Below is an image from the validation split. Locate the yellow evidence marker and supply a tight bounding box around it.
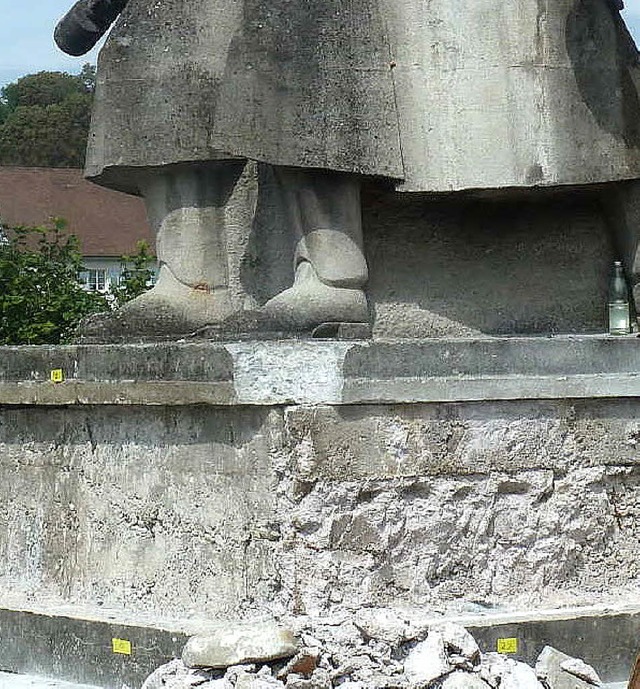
[111,638,132,655]
[497,637,518,654]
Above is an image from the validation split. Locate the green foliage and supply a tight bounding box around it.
[0,219,108,345]
[111,240,155,307]
[0,65,94,168]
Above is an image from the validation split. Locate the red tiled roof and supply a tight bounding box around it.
[0,167,153,257]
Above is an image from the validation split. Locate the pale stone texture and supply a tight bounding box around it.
[477,654,508,689]
[561,658,603,686]
[431,624,479,662]
[1,394,640,620]
[182,621,298,668]
[84,0,640,193]
[403,635,450,686]
[438,674,490,689]
[141,659,222,689]
[536,646,603,688]
[499,660,544,689]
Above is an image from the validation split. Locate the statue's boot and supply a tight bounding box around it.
[260,258,369,330]
[196,167,371,339]
[78,162,245,341]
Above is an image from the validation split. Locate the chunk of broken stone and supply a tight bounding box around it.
[353,608,411,645]
[439,671,491,688]
[536,646,602,688]
[477,652,508,689]
[277,650,320,680]
[284,668,332,689]
[404,633,451,686]
[500,659,544,689]
[235,671,285,689]
[434,623,480,663]
[141,659,223,689]
[560,657,602,686]
[183,620,299,669]
[449,654,475,671]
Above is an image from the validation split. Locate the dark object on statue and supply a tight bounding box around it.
[54,0,129,56]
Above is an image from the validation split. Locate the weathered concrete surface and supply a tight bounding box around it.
[1,340,640,686]
[223,179,621,338]
[0,608,187,687]
[1,336,639,406]
[0,405,282,619]
[1,393,640,621]
[85,0,640,193]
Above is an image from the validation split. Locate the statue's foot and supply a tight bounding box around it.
[76,266,235,342]
[194,261,371,340]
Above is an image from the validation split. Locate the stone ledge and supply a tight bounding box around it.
[0,336,638,406]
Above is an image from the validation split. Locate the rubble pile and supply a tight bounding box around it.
[141,614,604,689]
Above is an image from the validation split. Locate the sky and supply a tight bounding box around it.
[0,0,639,89]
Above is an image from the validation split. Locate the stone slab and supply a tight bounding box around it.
[0,336,639,406]
[0,608,187,688]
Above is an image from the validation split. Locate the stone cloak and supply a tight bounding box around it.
[85,0,640,194]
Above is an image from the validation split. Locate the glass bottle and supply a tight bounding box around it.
[608,260,630,335]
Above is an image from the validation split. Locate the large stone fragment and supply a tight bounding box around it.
[404,633,451,687]
[500,659,544,689]
[536,646,602,688]
[353,608,412,645]
[560,658,602,686]
[183,621,299,669]
[434,623,480,663]
[477,653,508,689]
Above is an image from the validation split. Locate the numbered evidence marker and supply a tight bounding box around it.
[497,637,518,654]
[50,368,64,383]
[112,638,132,655]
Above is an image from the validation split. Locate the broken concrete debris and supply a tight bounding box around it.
[142,616,605,689]
[535,646,603,688]
[182,620,299,669]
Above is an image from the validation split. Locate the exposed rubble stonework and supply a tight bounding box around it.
[0,394,640,620]
[142,621,603,689]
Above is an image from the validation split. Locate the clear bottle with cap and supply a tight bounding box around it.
[608,260,630,335]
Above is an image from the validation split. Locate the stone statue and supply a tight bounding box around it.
[56,0,640,338]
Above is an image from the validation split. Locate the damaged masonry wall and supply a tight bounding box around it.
[1,342,640,625]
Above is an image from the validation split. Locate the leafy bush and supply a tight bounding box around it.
[0,219,108,344]
[111,240,156,308]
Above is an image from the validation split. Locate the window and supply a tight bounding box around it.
[79,269,108,292]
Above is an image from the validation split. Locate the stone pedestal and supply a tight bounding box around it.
[1,337,639,626]
[1,338,640,684]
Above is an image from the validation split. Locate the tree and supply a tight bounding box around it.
[0,66,94,167]
[0,219,108,345]
[111,240,156,307]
